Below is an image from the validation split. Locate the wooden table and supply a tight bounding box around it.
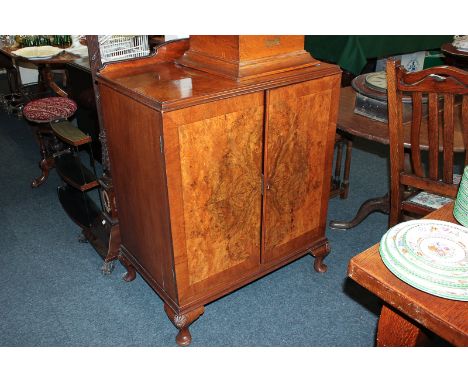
[0,45,81,97]
[441,43,468,69]
[330,87,466,230]
[348,202,468,346]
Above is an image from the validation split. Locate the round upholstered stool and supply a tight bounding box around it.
[23,97,77,123]
[23,97,77,187]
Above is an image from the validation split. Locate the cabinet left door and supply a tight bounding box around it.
[163,92,265,306]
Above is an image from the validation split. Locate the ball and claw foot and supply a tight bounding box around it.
[122,268,136,282]
[78,233,88,243]
[164,304,205,346]
[101,260,115,275]
[118,254,136,282]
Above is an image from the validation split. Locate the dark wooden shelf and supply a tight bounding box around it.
[51,120,92,146]
[55,154,99,191]
[57,185,101,228]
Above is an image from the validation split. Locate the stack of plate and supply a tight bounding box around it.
[454,166,468,227]
[379,219,468,301]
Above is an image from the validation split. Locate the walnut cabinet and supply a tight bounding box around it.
[97,37,341,345]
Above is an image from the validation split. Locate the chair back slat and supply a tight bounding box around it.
[443,94,455,183]
[410,92,424,177]
[427,92,439,180]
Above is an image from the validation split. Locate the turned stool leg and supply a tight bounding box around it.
[31,126,54,188]
[164,304,205,346]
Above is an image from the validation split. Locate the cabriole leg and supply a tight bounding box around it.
[118,251,136,282]
[310,239,330,273]
[164,304,205,346]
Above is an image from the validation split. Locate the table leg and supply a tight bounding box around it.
[0,51,21,93]
[376,304,429,346]
[329,194,390,230]
[39,64,68,98]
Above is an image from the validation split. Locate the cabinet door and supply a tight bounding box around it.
[262,75,340,263]
[163,93,264,305]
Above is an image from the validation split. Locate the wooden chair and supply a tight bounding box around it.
[386,59,468,227]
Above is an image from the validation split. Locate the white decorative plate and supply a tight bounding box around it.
[385,223,468,285]
[401,220,468,272]
[379,220,468,301]
[392,228,468,286]
[12,46,63,60]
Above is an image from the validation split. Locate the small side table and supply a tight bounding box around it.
[441,43,468,69]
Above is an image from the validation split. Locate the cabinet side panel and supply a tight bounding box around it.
[164,93,264,304]
[263,75,340,261]
[99,84,177,302]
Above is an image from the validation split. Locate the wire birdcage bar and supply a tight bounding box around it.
[98,35,150,63]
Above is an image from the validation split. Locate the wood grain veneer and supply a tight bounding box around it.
[164,93,264,303]
[176,35,317,80]
[263,76,340,262]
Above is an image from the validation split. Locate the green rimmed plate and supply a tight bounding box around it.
[393,229,468,285]
[453,205,468,227]
[386,222,468,286]
[401,220,468,272]
[379,221,468,301]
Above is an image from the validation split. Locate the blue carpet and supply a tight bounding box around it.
[0,76,390,347]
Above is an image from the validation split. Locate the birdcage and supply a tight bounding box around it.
[98,35,150,63]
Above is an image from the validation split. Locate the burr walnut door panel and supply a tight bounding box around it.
[262,75,340,263]
[163,93,265,305]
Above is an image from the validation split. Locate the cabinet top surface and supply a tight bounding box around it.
[96,40,340,111]
[110,61,242,102]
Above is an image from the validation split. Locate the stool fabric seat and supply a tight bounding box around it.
[23,97,77,123]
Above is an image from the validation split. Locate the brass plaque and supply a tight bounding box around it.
[265,37,281,48]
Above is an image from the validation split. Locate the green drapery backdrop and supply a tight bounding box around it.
[305,35,452,74]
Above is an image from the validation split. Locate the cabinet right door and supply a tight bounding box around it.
[262,75,340,263]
